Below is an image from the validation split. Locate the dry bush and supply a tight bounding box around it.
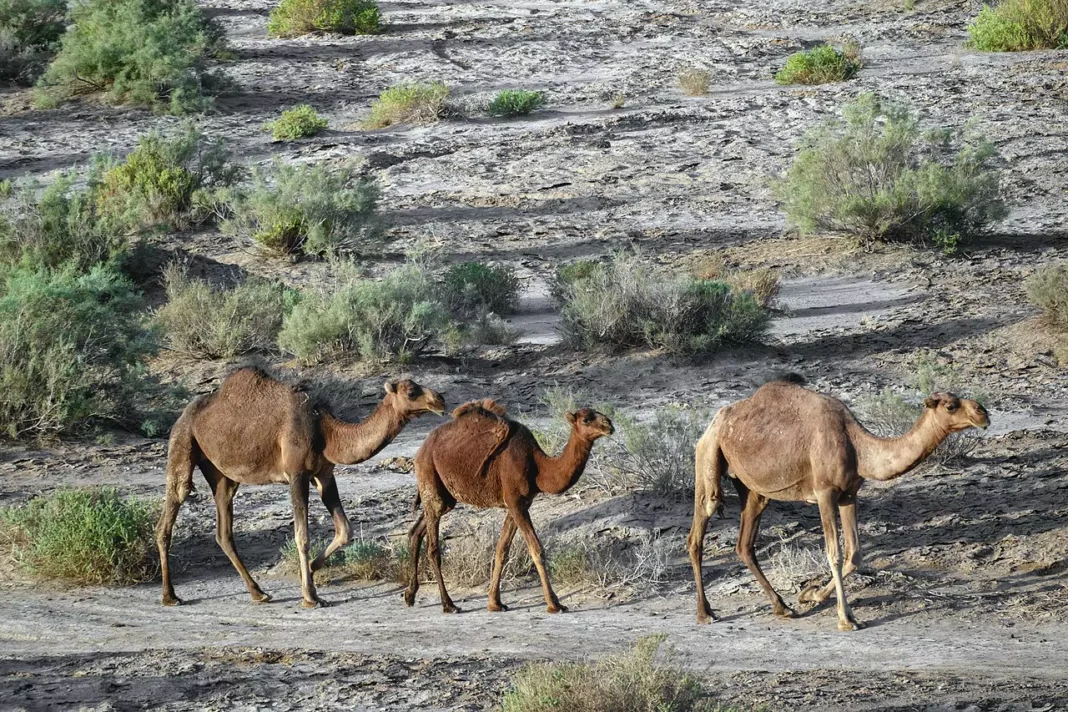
[678,67,710,96]
[1025,263,1068,364]
[362,82,450,129]
[548,531,670,590]
[767,535,827,590]
[692,253,781,308]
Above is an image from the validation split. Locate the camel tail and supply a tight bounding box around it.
[164,399,203,503]
[694,410,727,518]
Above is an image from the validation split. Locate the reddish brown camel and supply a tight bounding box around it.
[403,400,614,613]
[688,376,989,631]
[156,367,444,608]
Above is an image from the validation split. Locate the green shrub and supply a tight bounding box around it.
[155,263,293,359]
[362,82,449,129]
[0,264,161,439]
[36,0,226,114]
[0,0,66,83]
[442,261,520,318]
[278,262,450,363]
[223,161,382,258]
[267,0,381,37]
[266,104,329,140]
[968,0,1068,51]
[559,253,768,355]
[678,67,710,96]
[606,407,711,496]
[1026,263,1068,330]
[777,93,1007,251]
[502,635,730,712]
[549,259,599,306]
[775,44,861,85]
[0,488,157,584]
[279,534,395,583]
[0,167,128,272]
[97,125,240,231]
[486,89,545,117]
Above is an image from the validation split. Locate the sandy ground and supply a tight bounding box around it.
[2,0,1068,709]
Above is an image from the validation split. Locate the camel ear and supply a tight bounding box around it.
[924,396,938,409]
[384,381,398,395]
[565,411,577,425]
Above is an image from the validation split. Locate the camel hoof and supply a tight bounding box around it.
[488,602,509,612]
[302,598,325,609]
[403,590,416,607]
[774,606,797,619]
[547,603,568,614]
[251,592,272,604]
[697,612,718,624]
[442,603,460,614]
[838,619,863,632]
[798,584,822,604]
[161,595,182,607]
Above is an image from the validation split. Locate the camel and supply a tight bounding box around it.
[403,400,614,614]
[156,367,445,609]
[687,376,989,631]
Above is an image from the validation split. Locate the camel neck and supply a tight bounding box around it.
[534,430,595,495]
[852,410,949,482]
[321,399,408,466]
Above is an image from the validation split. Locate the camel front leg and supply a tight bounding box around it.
[290,473,322,608]
[487,513,518,612]
[424,510,459,613]
[816,490,862,631]
[403,512,426,607]
[687,478,716,624]
[208,469,270,603]
[311,469,352,571]
[734,482,794,619]
[800,497,861,605]
[511,505,565,613]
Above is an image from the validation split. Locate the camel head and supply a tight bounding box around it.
[565,408,615,440]
[923,393,990,432]
[385,379,446,417]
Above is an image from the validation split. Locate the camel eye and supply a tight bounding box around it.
[945,403,958,412]
[583,413,593,423]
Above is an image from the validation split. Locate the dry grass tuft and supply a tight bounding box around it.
[362,82,450,129]
[678,68,710,96]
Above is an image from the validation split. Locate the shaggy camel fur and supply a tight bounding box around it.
[688,377,989,631]
[404,400,614,613]
[157,368,444,608]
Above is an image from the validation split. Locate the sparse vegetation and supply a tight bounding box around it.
[155,263,294,359]
[278,262,450,363]
[223,161,381,258]
[267,0,381,37]
[967,0,1068,51]
[611,93,626,109]
[1025,263,1068,364]
[265,104,329,140]
[548,531,669,589]
[678,67,710,96]
[777,93,1007,252]
[0,264,164,439]
[362,82,449,129]
[487,89,545,117]
[0,488,157,584]
[775,44,861,85]
[35,0,227,114]
[603,407,711,496]
[279,534,395,584]
[0,0,66,83]
[549,259,599,306]
[97,126,241,231]
[442,261,520,319]
[692,253,781,309]
[502,634,730,712]
[558,252,769,355]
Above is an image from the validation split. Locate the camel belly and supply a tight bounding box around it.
[437,469,505,508]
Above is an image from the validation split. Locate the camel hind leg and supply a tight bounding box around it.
[487,513,518,612]
[157,412,199,607]
[403,511,426,607]
[311,468,352,572]
[688,421,727,624]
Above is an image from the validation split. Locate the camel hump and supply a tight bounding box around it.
[765,372,805,386]
[452,399,508,419]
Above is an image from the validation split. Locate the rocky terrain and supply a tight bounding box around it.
[2,0,1068,709]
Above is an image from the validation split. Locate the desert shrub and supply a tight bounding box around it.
[549,259,599,306]
[278,262,450,363]
[559,253,768,355]
[267,0,380,37]
[777,93,1007,252]
[0,264,163,439]
[601,407,711,496]
[156,263,293,359]
[678,67,710,96]
[223,161,381,258]
[775,44,861,85]
[36,0,227,114]
[487,89,545,117]
[0,0,66,83]
[442,261,520,318]
[266,104,329,140]
[279,534,394,584]
[0,168,128,272]
[692,253,781,309]
[548,531,670,590]
[362,82,449,129]
[1025,263,1068,331]
[968,0,1068,51]
[502,634,729,712]
[97,126,240,231]
[0,488,157,584]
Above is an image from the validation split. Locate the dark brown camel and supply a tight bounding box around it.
[688,377,989,631]
[157,368,444,608]
[404,400,614,613]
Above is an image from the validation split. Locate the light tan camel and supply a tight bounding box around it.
[687,376,989,631]
[403,400,614,613]
[156,367,445,608]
